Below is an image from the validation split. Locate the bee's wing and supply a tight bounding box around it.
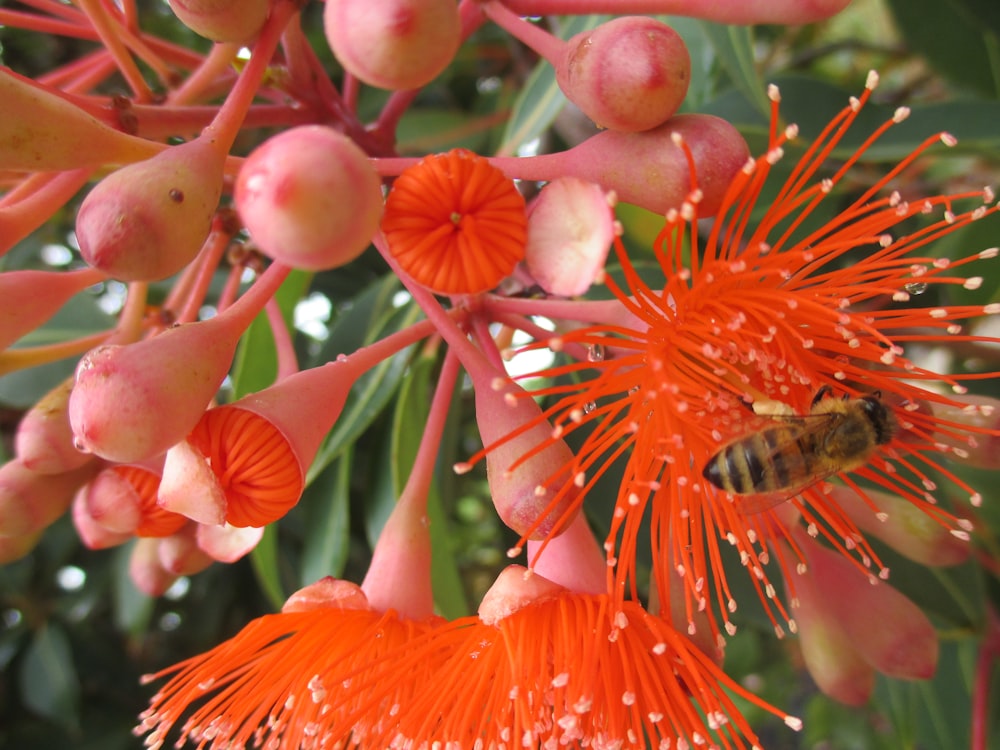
[729,413,841,515]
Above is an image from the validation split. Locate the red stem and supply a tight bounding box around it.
[72,0,155,101]
[202,0,299,154]
[972,606,1000,750]
[481,1,565,65]
[0,169,95,256]
[265,296,300,381]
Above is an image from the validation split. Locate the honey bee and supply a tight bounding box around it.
[701,386,896,513]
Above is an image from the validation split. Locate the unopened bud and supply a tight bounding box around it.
[524,177,615,297]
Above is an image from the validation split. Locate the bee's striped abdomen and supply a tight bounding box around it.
[702,425,816,495]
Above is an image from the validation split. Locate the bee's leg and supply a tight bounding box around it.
[811,385,834,407]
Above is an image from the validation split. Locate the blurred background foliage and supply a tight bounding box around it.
[1,0,1000,748]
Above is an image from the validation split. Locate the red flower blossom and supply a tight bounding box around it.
[382,148,528,295]
[475,71,1000,639]
[328,566,800,750]
[137,578,443,750]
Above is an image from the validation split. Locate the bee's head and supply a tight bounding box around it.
[860,393,895,445]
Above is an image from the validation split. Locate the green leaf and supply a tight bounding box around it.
[19,623,80,730]
[696,22,767,117]
[230,269,312,400]
[111,542,154,636]
[307,293,424,482]
[887,0,1000,98]
[299,450,352,587]
[250,524,285,610]
[396,108,495,155]
[709,75,1000,161]
[498,15,609,156]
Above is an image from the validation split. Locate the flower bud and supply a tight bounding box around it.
[828,485,969,567]
[235,126,383,271]
[69,265,287,463]
[158,360,353,527]
[793,532,938,684]
[526,511,606,595]
[524,177,614,296]
[158,524,214,576]
[283,577,371,613]
[790,559,875,706]
[469,367,580,539]
[76,136,225,281]
[503,113,749,217]
[72,488,133,550]
[927,393,1000,469]
[82,462,187,538]
[0,268,105,351]
[324,0,461,90]
[129,538,179,597]
[478,565,565,625]
[16,376,93,474]
[557,17,690,132]
[168,0,269,42]
[0,68,160,171]
[382,149,527,295]
[0,459,99,538]
[195,522,264,563]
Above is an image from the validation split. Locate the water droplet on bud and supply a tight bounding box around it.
[587,344,606,362]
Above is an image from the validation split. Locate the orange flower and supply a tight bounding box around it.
[382,149,527,295]
[476,71,1000,638]
[337,567,799,749]
[137,578,443,750]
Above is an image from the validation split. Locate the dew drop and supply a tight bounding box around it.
[904,281,928,295]
[582,401,597,414]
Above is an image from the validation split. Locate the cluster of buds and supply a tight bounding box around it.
[2,0,999,748]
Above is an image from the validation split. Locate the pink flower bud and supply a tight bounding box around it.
[361,481,434,620]
[478,565,565,625]
[526,511,606,595]
[828,486,970,567]
[235,126,383,271]
[69,265,288,463]
[790,559,875,705]
[494,113,749,217]
[72,488,133,550]
[158,362,352,527]
[195,522,264,563]
[0,459,99,538]
[16,376,93,474]
[167,0,269,42]
[927,393,1000,469]
[0,68,160,171]
[158,524,214,576]
[283,577,371,613]
[324,0,461,90]
[157,317,429,528]
[469,367,581,539]
[557,17,690,132]
[82,462,187,538]
[382,149,527,295]
[793,532,938,685]
[76,136,225,281]
[130,538,179,597]
[0,268,105,351]
[524,177,615,296]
